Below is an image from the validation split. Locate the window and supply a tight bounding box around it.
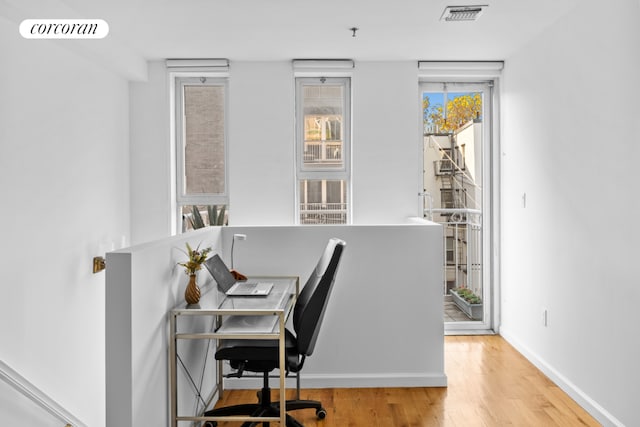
[435,148,454,175]
[173,75,228,231]
[296,77,350,224]
[445,236,455,264]
[441,189,455,209]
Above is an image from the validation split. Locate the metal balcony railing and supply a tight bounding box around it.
[424,205,482,297]
[303,141,342,165]
[300,202,347,224]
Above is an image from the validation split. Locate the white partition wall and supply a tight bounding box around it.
[105,221,444,427]
[220,223,445,389]
[106,228,221,427]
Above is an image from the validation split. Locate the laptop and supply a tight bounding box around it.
[203,254,273,296]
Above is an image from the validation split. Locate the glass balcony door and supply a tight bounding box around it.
[421,81,495,333]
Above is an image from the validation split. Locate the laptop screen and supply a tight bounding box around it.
[203,254,236,293]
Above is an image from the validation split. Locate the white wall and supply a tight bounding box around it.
[228,61,297,224]
[129,61,172,244]
[129,61,424,242]
[500,1,640,426]
[351,62,423,223]
[0,15,130,427]
[106,228,220,427]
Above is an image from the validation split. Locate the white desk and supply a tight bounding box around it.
[169,276,299,426]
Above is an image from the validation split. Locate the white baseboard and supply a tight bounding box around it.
[224,372,447,390]
[500,329,624,427]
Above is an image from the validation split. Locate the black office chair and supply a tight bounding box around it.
[204,238,346,427]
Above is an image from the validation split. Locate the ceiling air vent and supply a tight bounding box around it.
[440,5,487,22]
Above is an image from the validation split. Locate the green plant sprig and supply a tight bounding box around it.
[178,242,212,275]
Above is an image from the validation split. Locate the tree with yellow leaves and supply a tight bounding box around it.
[424,93,482,134]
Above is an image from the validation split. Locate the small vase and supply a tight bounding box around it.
[184,274,201,305]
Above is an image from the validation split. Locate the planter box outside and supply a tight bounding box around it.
[450,290,483,320]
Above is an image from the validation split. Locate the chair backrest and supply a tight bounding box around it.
[292,238,346,357]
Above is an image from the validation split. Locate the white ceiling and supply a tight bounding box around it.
[3,0,580,78]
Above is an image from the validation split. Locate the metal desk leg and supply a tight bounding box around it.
[216,314,224,400]
[279,312,286,425]
[217,359,224,400]
[169,313,177,427]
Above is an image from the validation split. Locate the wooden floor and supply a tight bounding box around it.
[212,335,600,426]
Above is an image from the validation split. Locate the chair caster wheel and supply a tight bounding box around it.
[316,408,327,419]
[203,422,217,427]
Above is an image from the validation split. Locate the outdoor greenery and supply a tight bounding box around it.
[452,287,482,305]
[423,93,482,133]
[188,205,227,229]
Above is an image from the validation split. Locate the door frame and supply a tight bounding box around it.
[418,62,502,334]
